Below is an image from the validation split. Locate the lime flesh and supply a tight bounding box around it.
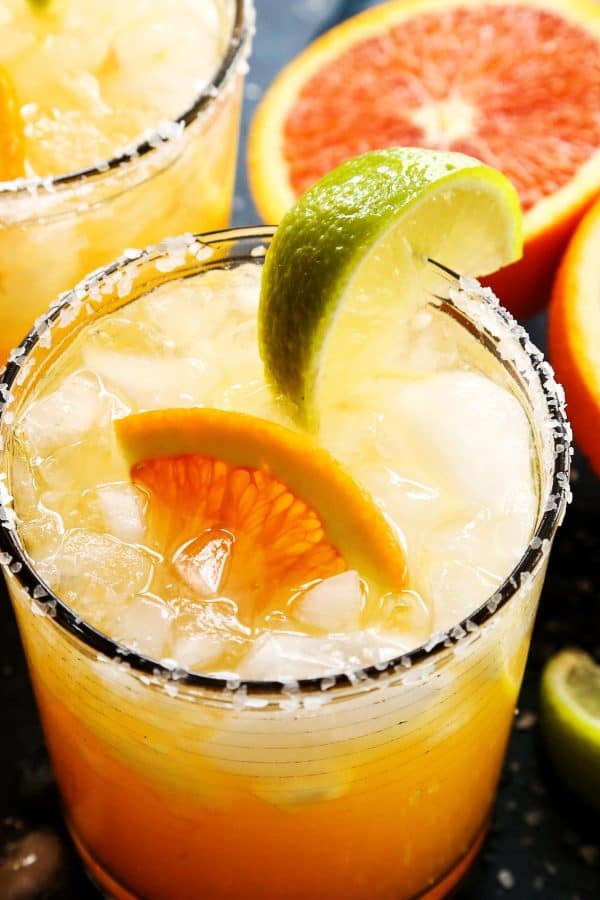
[259,147,522,430]
[540,648,600,810]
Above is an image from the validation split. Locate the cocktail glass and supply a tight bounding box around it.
[0,227,571,900]
[0,0,253,362]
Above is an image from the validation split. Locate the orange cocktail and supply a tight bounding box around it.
[0,228,570,899]
[0,0,252,361]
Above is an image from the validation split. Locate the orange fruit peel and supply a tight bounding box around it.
[549,196,600,473]
[248,0,600,318]
[0,66,24,181]
[115,409,406,620]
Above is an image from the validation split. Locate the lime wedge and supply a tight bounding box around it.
[259,147,522,430]
[540,648,600,810]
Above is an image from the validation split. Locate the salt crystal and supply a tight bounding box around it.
[497,869,515,889]
[524,809,542,827]
[515,710,537,730]
[578,845,599,866]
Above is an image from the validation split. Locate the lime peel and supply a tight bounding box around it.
[540,648,600,810]
[259,147,522,430]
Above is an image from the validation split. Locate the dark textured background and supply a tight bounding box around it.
[1,1,599,897]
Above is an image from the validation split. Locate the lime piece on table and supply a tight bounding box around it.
[258,147,522,430]
[540,648,600,810]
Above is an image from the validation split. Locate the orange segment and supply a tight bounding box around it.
[248,0,600,319]
[549,195,600,474]
[116,409,406,622]
[0,67,24,180]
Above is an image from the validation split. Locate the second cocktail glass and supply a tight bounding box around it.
[0,0,253,360]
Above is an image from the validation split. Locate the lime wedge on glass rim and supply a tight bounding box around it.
[258,147,522,430]
[540,649,600,810]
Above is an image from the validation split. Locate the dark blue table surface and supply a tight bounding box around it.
[1,2,599,898]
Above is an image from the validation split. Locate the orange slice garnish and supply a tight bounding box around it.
[116,408,406,623]
[0,67,24,180]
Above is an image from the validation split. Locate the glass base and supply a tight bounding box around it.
[72,819,488,900]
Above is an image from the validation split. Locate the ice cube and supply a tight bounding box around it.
[249,770,351,811]
[108,1,223,117]
[172,531,234,597]
[167,593,249,673]
[21,371,122,458]
[113,595,172,659]
[424,558,501,632]
[87,483,147,545]
[141,283,221,348]
[293,571,364,633]
[238,633,350,681]
[83,346,216,410]
[17,511,63,560]
[377,371,535,516]
[377,588,433,647]
[48,529,154,627]
[37,433,127,500]
[416,502,536,628]
[171,633,226,671]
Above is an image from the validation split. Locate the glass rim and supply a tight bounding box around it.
[0,0,251,199]
[0,225,572,696]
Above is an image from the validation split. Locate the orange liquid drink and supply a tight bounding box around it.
[0,227,570,899]
[0,0,252,362]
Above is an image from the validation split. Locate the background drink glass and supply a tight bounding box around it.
[0,228,571,900]
[0,0,253,363]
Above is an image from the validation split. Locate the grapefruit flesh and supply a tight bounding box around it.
[249,0,600,318]
[284,5,599,207]
[116,409,406,625]
[133,454,346,622]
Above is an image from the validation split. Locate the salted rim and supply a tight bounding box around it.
[0,226,572,696]
[0,0,252,198]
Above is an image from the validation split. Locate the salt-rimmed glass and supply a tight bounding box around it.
[0,0,253,363]
[0,227,571,900]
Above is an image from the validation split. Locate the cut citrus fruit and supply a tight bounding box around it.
[248,0,600,319]
[259,146,521,429]
[539,649,600,810]
[548,195,600,474]
[115,408,406,624]
[0,67,24,180]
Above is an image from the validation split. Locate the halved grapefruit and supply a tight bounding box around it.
[248,0,600,319]
[116,408,406,623]
[0,67,24,180]
[549,195,600,474]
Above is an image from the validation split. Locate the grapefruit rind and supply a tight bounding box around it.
[549,197,600,473]
[115,408,407,593]
[259,147,522,429]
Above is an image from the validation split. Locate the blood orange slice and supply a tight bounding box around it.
[549,195,600,474]
[248,0,600,318]
[116,408,406,623]
[0,67,24,180]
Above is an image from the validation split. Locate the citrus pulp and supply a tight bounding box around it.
[249,0,600,318]
[116,408,406,624]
